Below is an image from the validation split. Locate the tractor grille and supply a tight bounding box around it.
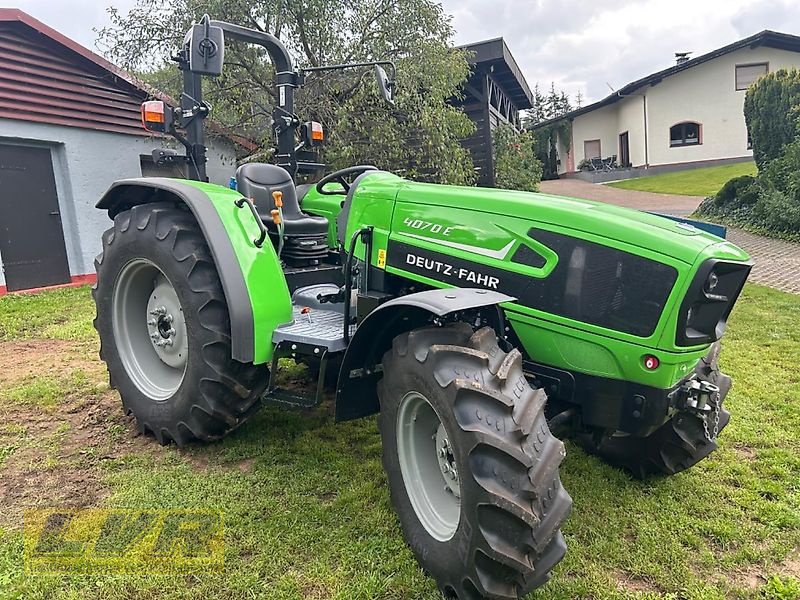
[514,229,678,337]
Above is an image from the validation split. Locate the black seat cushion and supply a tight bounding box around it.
[236,164,328,236]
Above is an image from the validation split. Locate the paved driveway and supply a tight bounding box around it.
[539,179,800,295]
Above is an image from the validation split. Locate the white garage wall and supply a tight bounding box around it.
[0,120,238,288]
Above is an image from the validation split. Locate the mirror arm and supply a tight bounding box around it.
[299,60,396,80]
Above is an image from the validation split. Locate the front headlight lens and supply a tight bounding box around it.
[705,271,719,293]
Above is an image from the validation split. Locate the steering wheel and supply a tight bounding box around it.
[315,165,378,196]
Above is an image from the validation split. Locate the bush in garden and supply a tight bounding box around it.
[744,68,800,170]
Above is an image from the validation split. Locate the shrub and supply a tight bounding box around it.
[759,137,800,192]
[744,69,800,170]
[751,188,800,233]
[713,174,757,208]
[493,124,543,192]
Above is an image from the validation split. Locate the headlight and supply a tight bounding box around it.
[705,272,719,293]
[676,260,752,346]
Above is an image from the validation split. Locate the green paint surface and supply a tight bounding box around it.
[181,180,292,364]
[186,174,751,388]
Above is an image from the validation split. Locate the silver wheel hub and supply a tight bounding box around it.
[396,391,461,541]
[111,259,188,400]
[436,425,461,498]
[145,278,188,369]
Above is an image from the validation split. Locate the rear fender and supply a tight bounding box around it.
[334,288,515,421]
[97,177,292,364]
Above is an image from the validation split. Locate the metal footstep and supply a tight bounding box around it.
[264,342,331,409]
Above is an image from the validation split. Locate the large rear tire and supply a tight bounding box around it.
[378,324,571,599]
[93,203,267,445]
[587,343,731,479]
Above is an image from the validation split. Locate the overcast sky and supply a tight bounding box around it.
[13,0,800,104]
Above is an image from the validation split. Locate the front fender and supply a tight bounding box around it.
[334,288,515,421]
[97,177,291,364]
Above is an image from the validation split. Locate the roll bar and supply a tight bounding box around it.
[166,15,395,182]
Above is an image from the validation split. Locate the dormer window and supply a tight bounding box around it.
[670,122,701,147]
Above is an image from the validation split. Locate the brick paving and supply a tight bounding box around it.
[539,179,800,295]
[726,229,800,294]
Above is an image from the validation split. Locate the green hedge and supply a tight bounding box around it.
[697,140,800,235]
[699,68,800,236]
[744,68,800,170]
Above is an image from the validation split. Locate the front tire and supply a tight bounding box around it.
[378,324,572,599]
[587,343,731,478]
[93,203,267,445]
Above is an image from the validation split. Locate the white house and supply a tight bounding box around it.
[536,30,800,176]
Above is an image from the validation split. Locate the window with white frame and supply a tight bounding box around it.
[583,139,601,159]
[735,63,768,91]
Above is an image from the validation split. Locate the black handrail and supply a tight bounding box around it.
[234,196,268,247]
[343,226,373,342]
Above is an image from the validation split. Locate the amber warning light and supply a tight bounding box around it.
[311,121,324,141]
[301,121,324,147]
[141,101,172,133]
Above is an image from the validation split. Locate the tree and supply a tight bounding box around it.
[743,68,800,170]
[525,83,575,180]
[97,0,476,184]
[493,124,542,192]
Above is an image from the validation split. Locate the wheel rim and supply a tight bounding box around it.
[396,391,461,541]
[112,259,188,400]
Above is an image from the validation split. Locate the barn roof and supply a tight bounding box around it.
[0,9,255,149]
[531,29,800,129]
[458,38,534,110]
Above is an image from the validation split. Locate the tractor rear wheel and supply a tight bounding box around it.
[587,343,731,479]
[93,203,267,445]
[378,324,572,599]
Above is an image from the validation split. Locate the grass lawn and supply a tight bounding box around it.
[607,162,757,197]
[0,285,798,599]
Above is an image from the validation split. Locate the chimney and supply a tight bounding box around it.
[675,52,692,65]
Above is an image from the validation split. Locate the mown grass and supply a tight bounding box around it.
[0,286,96,342]
[0,284,798,599]
[607,162,757,197]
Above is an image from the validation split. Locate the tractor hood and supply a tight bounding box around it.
[393,181,749,265]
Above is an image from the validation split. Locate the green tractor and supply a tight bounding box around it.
[92,16,752,599]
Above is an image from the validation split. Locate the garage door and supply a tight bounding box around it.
[0,145,71,291]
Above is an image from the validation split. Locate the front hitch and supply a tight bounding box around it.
[669,376,724,442]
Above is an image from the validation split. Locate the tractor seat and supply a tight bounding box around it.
[236,164,329,237]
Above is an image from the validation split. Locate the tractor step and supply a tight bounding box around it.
[264,339,338,409]
[273,305,355,353]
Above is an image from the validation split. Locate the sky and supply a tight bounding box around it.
[12,0,800,105]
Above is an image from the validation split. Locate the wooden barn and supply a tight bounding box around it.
[453,38,534,187]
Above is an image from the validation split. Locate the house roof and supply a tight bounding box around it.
[530,29,800,129]
[458,38,534,109]
[0,9,256,149]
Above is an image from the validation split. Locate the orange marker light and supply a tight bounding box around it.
[272,190,283,208]
[270,208,281,225]
[141,101,166,129]
[310,121,324,141]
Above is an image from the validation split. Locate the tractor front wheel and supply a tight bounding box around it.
[378,324,572,599]
[586,343,731,478]
[93,203,267,445]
